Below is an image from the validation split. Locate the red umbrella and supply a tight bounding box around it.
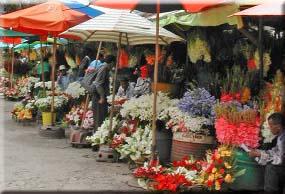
[92,0,224,158]
[232,1,285,16]
[0,1,91,126]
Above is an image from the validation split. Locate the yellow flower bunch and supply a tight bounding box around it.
[198,145,236,191]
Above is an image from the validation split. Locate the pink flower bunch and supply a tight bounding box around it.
[111,133,126,149]
[82,110,94,129]
[215,116,261,148]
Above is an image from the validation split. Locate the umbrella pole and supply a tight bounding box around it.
[108,34,122,132]
[10,42,15,89]
[51,37,57,126]
[151,1,160,159]
[40,41,46,96]
[81,41,103,129]
[258,17,264,88]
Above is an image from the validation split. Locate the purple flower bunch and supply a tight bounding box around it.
[178,88,216,118]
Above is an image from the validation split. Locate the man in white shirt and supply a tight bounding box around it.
[116,77,135,99]
[249,112,285,193]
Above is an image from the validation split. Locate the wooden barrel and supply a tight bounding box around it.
[171,132,215,161]
[151,82,175,93]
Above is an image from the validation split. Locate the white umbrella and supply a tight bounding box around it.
[60,10,183,45]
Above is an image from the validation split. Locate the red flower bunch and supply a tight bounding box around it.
[152,174,192,192]
[133,164,165,179]
[119,120,138,135]
[215,116,260,148]
[172,156,203,172]
[110,134,126,149]
[220,92,241,103]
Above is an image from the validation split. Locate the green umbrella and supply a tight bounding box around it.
[0,27,34,37]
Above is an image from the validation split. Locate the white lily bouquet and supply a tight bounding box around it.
[158,106,211,134]
[64,82,86,99]
[35,95,69,112]
[86,117,120,145]
[34,81,59,90]
[120,92,173,122]
[116,125,152,161]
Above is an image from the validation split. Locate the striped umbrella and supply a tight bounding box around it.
[60,10,183,45]
[60,10,183,143]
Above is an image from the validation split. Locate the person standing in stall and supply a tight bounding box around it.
[91,55,116,132]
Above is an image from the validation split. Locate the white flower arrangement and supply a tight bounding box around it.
[158,106,211,134]
[120,92,174,122]
[35,95,68,112]
[86,117,120,145]
[25,99,36,110]
[64,82,86,99]
[116,125,152,161]
[34,81,58,90]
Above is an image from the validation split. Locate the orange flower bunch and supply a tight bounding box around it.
[198,145,235,191]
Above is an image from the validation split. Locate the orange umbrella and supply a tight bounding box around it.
[0,1,90,37]
[232,1,285,16]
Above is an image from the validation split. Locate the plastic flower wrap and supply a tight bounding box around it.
[214,103,260,148]
[120,92,173,122]
[187,31,211,63]
[178,88,216,119]
[64,82,86,99]
[86,117,120,145]
[116,125,152,161]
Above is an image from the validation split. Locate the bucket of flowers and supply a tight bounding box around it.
[35,95,69,126]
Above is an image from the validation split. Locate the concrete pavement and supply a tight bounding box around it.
[0,99,141,191]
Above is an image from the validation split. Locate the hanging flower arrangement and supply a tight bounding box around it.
[187,30,211,63]
[254,50,271,77]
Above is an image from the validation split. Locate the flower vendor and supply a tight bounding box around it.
[57,65,71,91]
[116,77,135,99]
[249,112,285,193]
[133,65,151,97]
[91,55,116,132]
